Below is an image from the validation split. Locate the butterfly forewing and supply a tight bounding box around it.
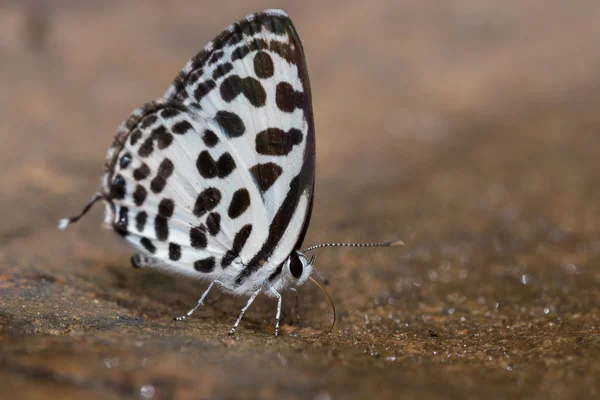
[102,10,315,293]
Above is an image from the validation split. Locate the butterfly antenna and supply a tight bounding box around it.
[303,239,404,253]
[309,276,336,334]
[57,192,104,230]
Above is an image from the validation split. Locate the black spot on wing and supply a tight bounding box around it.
[219,75,242,103]
[231,37,268,62]
[158,198,175,217]
[155,215,169,241]
[151,125,173,149]
[194,80,216,101]
[133,185,147,206]
[249,39,268,52]
[241,77,266,107]
[227,32,244,46]
[138,137,154,157]
[212,62,233,80]
[136,211,147,232]
[169,243,181,261]
[190,54,204,72]
[193,187,221,217]
[190,69,205,83]
[133,163,150,181]
[231,45,250,62]
[219,75,266,107]
[217,153,236,178]
[177,90,189,101]
[206,212,220,236]
[215,111,245,138]
[155,199,174,241]
[171,74,186,96]
[129,129,142,146]
[221,224,252,268]
[130,255,143,268]
[265,17,288,35]
[190,227,207,249]
[140,237,156,254]
[150,158,174,194]
[275,82,294,112]
[114,206,128,236]
[276,82,304,113]
[202,130,219,147]
[240,18,261,36]
[110,175,126,199]
[269,40,296,64]
[208,50,224,65]
[140,115,158,129]
[228,188,250,219]
[196,151,236,179]
[172,120,193,135]
[255,128,303,156]
[249,163,283,193]
[194,257,215,273]
[119,153,132,169]
[160,108,180,119]
[189,71,204,90]
[253,51,274,78]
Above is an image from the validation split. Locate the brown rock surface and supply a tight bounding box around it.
[1,1,599,399]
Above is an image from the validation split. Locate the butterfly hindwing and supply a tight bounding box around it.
[102,10,315,293]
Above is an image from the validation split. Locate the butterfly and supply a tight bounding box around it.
[58,9,403,336]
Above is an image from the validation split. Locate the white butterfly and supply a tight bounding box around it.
[59,9,402,336]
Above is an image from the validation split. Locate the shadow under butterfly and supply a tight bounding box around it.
[58,9,403,336]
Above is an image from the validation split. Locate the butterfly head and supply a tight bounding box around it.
[284,251,315,287]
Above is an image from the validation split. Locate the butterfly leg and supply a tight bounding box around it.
[268,287,283,336]
[229,288,261,336]
[174,281,216,321]
[289,288,301,323]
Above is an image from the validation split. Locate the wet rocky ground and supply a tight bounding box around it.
[1,1,599,399]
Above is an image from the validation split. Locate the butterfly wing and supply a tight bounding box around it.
[102,10,315,293]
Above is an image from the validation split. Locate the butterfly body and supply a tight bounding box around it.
[60,9,401,335]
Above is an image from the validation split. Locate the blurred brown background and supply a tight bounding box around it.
[1,1,600,399]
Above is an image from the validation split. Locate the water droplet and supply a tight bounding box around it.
[103,357,119,369]
[314,392,333,400]
[140,385,155,399]
[564,263,579,274]
[277,352,288,366]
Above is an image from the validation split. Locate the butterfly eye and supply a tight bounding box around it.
[289,255,303,278]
